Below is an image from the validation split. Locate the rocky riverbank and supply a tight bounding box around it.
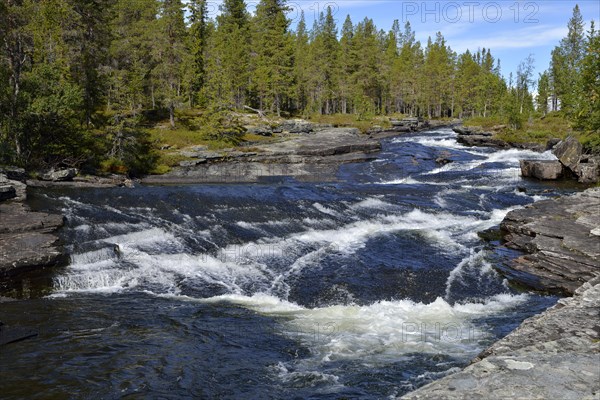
[401,188,600,399]
[0,170,67,291]
[144,120,451,184]
[452,125,548,152]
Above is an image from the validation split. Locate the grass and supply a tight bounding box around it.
[463,112,600,149]
[463,115,506,129]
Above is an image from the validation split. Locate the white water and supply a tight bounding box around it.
[50,128,547,377]
[196,291,528,363]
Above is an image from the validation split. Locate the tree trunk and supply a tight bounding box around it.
[169,102,175,128]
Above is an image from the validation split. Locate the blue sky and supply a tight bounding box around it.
[204,1,599,82]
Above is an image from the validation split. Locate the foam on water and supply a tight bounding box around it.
[200,291,528,362]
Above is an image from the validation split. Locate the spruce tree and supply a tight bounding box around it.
[252,0,294,115]
[293,11,310,113]
[206,0,250,109]
[338,15,355,114]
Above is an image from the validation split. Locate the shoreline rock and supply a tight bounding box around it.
[402,276,600,399]
[452,125,546,152]
[146,121,452,184]
[520,136,599,183]
[499,188,599,295]
[0,202,66,282]
[401,188,600,399]
[0,172,67,292]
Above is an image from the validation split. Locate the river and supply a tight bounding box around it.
[0,128,573,398]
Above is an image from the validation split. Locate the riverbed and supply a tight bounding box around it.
[0,128,577,399]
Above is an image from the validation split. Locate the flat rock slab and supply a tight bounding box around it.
[149,127,382,184]
[401,277,600,400]
[0,202,65,278]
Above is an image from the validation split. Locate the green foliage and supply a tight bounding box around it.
[252,0,294,115]
[104,114,158,176]
[198,105,246,145]
[1,0,598,174]
[575,21,600,135]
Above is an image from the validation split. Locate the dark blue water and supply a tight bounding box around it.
[0,128,567,399]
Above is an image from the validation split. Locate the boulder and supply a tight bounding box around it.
[576,159,600,184]
[452,126,474,135]
[246,126,273,136]
[509,142,546,152]
[457,134,509,148]
[0,185,16,201]
[368,125,383,134]
[545,138,562,150]
[520,160,564,180]
[553,136,582,172]
[40,168,77,182]
[0,166,26,182]
[499,188,600,295]
[279,120,314,134]
[452,126,492,136]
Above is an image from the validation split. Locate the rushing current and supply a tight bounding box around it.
[1,128,571,398]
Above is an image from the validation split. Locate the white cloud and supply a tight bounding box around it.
[448,24,568,53]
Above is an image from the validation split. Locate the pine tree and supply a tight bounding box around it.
[352,18,381,117]
[153,0,188,128]
[391,22,423,116]
[306,7,339,114]
[1,0,33,158]
[65,0,115,126]
[381,22,399,114]
[188,0,209,107]
[422,32,455,118]
[536,71,550,115]
[516,54,535,115]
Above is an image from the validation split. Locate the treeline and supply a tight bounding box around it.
[1,1,598,171]
[538,6,599,135]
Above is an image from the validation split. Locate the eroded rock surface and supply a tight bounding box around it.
[0,202,66,279]
[401,277,600,400]
[500,188,600,295]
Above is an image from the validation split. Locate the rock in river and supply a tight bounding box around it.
[519,160,563,180]
[552,136,582,173]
